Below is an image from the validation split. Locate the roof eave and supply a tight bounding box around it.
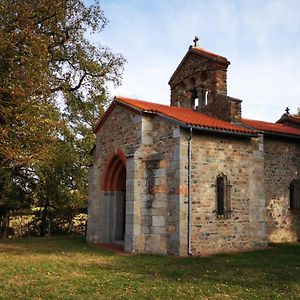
[94,97,257,137]
[155,112,257,138]
[258,131,300,140]
[168,49,190,84]
[93,100,117,133]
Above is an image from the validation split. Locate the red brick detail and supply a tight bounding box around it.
[113,165,126,191]
[176,186,188,196]
[153,185,166,193]
[102,150,127,191]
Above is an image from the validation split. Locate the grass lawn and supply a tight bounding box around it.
[0,237,300,299]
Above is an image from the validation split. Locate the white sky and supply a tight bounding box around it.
[88,0,300,122]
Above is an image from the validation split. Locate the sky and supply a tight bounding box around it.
[88,0,300,122]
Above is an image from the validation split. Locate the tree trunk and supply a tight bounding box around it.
[0,210,9,238]
[40,199,49,237]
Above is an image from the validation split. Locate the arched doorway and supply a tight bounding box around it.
[102,151,127,244]
[114,164,126,241]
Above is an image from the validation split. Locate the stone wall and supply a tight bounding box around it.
[168,50,242,121]
[169,53,228,109]
[199,94,242,121]
[89,103,293,256]
[87,105,183,254]
[264,138,300,242]
[178,131,267,256]
[87,105,141,244]
[139,117,181,255]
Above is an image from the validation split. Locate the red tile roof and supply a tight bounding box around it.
[192,47,229,64]
[114,97,256,135]
[94,96,300,138]
[241,118,300,137]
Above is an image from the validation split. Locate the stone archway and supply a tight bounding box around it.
[102,151,127,244]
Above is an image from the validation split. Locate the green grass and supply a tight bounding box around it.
[0,237,300,299]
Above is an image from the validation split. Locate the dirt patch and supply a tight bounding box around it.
[91,243,132,255]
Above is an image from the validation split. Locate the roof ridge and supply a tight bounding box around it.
[191,46,228,61]
[242,118,276,123]
[242,118,290,126]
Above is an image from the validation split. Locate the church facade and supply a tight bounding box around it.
[87,43,300,256]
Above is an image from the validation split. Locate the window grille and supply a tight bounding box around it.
[215,173,231,219]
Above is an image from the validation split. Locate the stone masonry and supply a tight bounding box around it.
[87,43,300,256]
[184,132,266,255]
[87,104,268,255]
[169,47,242,122]
[264,138,300,242]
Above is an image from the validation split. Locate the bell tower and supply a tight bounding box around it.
[168,37,242,121]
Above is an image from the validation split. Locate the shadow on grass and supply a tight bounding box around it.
[82,243,300,292]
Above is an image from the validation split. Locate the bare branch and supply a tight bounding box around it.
[69,71,87,92]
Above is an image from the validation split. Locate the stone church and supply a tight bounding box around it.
[87,40,300,256]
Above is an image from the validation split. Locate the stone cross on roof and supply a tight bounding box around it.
[193,36,199,47]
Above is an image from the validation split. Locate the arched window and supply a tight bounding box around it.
[215,173,231,218]
[204,90,209,105]
[197,89,208,108]
[289,179,300,212]
[194,97,199,109]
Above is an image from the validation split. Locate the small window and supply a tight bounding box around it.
[204,90,209,105]
[289,180,300,212]
[198,89,208,108]
[194,97,199,109]
[215,173,231,218]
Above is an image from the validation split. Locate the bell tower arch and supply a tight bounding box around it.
[169,40,230,110]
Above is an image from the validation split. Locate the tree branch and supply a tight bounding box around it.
[32,13,58,26]
[69,71,87,92]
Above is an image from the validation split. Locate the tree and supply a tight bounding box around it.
[1,0,125,167]
[32,134,87,236]
[0,0,125,236]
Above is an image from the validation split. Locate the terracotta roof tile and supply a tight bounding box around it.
[240,118,300,137]
[115,97,256,135]
[192,47,229,63]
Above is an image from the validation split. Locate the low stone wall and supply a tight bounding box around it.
[7,213,87,237]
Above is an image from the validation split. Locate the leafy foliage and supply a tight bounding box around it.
[0,0,125,235]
